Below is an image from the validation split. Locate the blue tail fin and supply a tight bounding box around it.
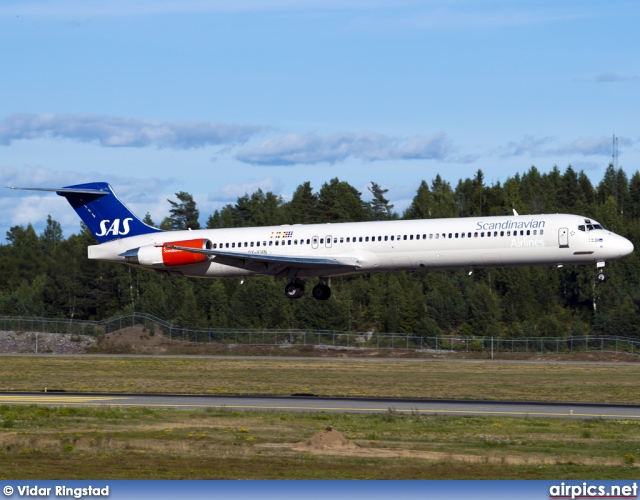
[55,182,164,243]
[8,182,163,243]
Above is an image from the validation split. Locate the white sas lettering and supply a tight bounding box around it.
[95,218,134,237]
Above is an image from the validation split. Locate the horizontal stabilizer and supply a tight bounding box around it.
[7,186,109,196]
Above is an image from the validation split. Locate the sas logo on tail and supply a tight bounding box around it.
[96,218,134,237]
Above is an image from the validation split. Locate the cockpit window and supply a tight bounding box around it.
[593,224,603,230]
[586,224,594,230]
[578,225,585,232]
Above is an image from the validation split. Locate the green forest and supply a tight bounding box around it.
[2,165,640,338]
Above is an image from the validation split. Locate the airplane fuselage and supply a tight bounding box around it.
[88,213,633,279]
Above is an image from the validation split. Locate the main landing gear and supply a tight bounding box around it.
[284,281,305,299]
[284,279,331,301]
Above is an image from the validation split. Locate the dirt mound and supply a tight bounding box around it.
[292,428,359,451]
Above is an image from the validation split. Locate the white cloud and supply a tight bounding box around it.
[499,135,634,159]
[235,131,454,166]
[209,177,285,202]
[0,113,261,149]
[499,135,555,158]
[550,136,615,156]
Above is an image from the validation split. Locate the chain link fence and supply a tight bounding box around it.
[1,314,639,356]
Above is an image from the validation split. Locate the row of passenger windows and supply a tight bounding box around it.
[210,229,544,249]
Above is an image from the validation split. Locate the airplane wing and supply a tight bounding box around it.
[163,244,361,275]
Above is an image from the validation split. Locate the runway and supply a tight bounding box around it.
[1,392,640,419]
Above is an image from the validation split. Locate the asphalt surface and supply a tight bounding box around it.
[1,392,640,419]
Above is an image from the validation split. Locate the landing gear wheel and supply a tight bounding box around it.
[597,272,608,283]
[312,284,331,301]
[284,282,305,299]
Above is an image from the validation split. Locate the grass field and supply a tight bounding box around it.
[1,355,640,479]
[1,404,639,479]
[0,355,639,403]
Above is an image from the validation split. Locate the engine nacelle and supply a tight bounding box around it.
[125,239,212,267]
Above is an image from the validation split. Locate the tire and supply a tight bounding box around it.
[312,284,331,300]
[284,282,304,299]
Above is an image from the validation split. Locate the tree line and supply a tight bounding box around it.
[2,165,640,339]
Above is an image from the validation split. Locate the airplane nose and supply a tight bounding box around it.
[620,237,634,257]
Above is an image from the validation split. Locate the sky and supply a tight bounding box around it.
[1,0,638,238]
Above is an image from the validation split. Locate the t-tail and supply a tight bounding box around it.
[8,182,164,243]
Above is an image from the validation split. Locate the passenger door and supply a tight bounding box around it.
[558,227,569,248]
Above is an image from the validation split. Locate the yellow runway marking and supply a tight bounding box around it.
[0,395,128,404]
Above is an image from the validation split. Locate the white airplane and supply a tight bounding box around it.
[9,182,634,300]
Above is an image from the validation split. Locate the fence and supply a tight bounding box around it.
[1,313,639,356]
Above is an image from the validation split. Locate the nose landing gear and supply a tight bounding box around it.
[596,261,608,284]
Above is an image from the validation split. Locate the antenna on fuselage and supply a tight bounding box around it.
[513,209,519,216]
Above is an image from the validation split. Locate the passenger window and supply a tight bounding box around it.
[500,231,504,237]
[435,234,439,239]
[429,234,433,239]
[294,240,297,245]
[533,230,537,235]
[288,240,292,245]
[526,230,530,236]
[455,233,458,238]
[378,236,382,241]
[359,237,363,242]
[474,232,478,238]
[269,241,273,246]
[232,243,235,248]
[461,233,465,238]
[416,235,420,240]
[346,237,350,243]
[340,238,343,243]
[275,241,279,246]
[391,235,395,241]
[540,230,544,235]
[244,242,248,247]
[384,235,388,241]
[448,233,452,238]
[506,231,510,236]
[481,232,485,237]
[250,242,254,247]
[225,243,229,248]
[320,238,324,244]
[403,235,407,240]
[365,237,369,242]
[410,235,414,240]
